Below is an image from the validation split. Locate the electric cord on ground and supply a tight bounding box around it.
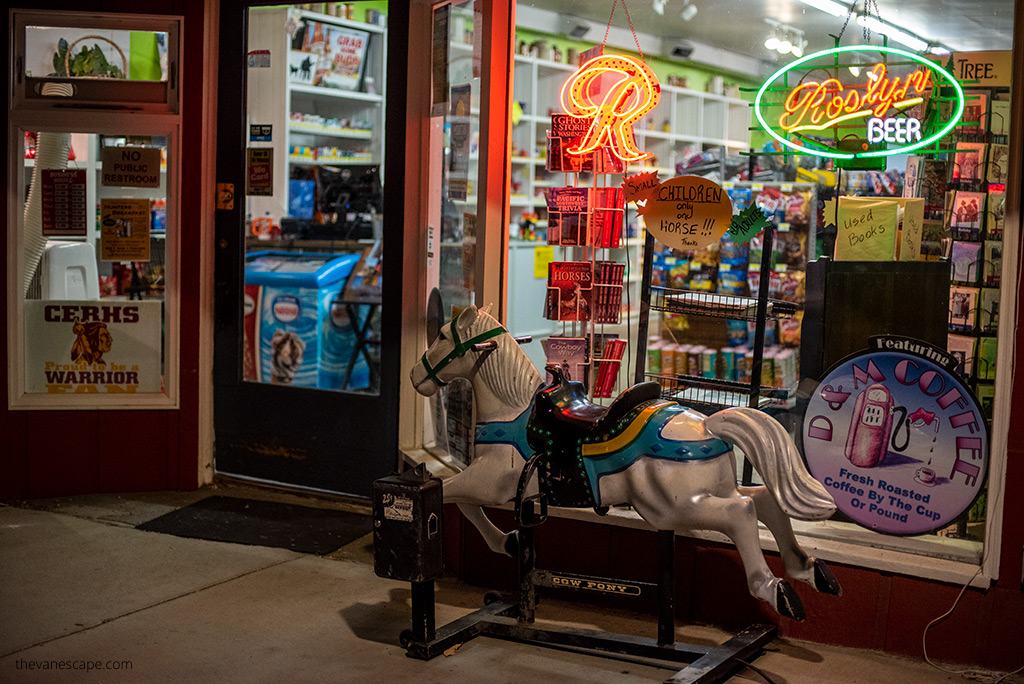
[733,656,780,684]
[920,466,1022,683]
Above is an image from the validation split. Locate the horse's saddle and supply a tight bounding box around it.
[523,366,664,509]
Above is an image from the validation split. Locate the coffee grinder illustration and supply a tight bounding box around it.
[845,383,894,468]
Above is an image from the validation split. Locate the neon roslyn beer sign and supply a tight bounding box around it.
[559,53,661,162]
[755,45,965,159]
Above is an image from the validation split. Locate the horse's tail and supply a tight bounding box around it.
[705,407,835,521]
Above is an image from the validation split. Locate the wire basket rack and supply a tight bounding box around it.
[647,373,796,414]
[649,286,798,321]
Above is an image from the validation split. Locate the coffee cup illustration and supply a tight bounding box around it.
[915,466,937,486]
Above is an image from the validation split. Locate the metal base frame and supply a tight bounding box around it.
[400,524,777,684]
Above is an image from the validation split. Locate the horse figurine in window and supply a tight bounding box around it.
[410,305,841,620]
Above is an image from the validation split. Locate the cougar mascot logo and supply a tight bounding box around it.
[71,319,113,365]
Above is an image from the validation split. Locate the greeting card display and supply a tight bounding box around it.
[946,333,976,379]
[952,142,985,184]
[986,144,1009,185]
[918,159,949,217]
[948,285,979,332]
[588,187,625,248]
[979,287,1000,333]
[950,241,981,284]
[594,338,628,398]
[545,261,593,321]
[593,261,626,324]
[546,115,626,174]
[989,100,1011,137]
[542,336,589,385]
[987,191,1005,238]
[982,240,1002,286]
[949,191,985,240]
[960,92,987,136]
[545,187,589,246]
[976,337,998,381]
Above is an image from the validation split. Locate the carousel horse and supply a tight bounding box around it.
[410,305,841,620]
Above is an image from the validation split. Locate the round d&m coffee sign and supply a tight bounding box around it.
[623,174,732,251]
[803,336,988,535]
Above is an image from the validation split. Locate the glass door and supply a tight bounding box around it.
[214,1,401,496]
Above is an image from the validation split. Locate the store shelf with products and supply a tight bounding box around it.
[633,181,815,416]
[246,6,386,238]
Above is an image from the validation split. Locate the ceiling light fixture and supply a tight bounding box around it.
[653,0,668,16]
[681,1,698,21]
[764,19,805,57]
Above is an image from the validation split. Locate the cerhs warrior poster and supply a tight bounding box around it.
[24,300,163,394]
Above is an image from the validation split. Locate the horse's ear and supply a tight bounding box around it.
[479,303,493,316]
[456,305,479,327]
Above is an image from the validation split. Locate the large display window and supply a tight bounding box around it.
[492,0,1017,585]
[7,11,182,409]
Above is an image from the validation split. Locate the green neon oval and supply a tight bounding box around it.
[754,45,964,159]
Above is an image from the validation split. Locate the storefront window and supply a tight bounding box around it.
[8,11,181,409]
[242,4,387,395]
[506,0,1015,574]
[419,0,487,466]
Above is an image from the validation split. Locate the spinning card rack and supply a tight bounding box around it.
[398,504,776,684]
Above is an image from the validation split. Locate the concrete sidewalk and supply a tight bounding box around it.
[0,485,992,683]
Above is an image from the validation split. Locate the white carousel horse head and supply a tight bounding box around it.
[409,305,841,621]
[410,304,542,417]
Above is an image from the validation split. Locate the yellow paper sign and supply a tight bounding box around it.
[534,245,554,278]
[896,198,925,262]
[624,175,732,251]
[952,51,1012,87]
[834,197,897,261]
[100,199,151,262]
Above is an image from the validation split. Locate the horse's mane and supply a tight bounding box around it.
[460,309,541,409]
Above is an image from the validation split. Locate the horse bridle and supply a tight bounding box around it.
[419,318,505,388]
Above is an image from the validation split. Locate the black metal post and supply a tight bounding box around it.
[410,580,435,643]
[657,529,676,647]
[517,506,537,624]
[635,231,656,385]
[744,223,774,485]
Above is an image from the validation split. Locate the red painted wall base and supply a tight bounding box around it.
[443,505,1023,671]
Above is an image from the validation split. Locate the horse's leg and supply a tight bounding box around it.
[611,459,805,620]
[741,485,842,596]
[455,503,514,556]
[441,446,522,556]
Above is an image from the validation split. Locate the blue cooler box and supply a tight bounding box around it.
[244,251,368,390]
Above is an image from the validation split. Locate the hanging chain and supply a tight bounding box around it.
[837,0,882,43]
[602,0,646,61]
[602,0,617,52]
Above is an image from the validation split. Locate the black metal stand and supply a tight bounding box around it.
[401,505,777,684]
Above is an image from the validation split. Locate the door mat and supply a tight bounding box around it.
[136,496,371,555]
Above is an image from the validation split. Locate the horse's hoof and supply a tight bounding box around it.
[483,591,503,606]
[813,559,842,596]
[503,530,519,557]
[775,580,806,621]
